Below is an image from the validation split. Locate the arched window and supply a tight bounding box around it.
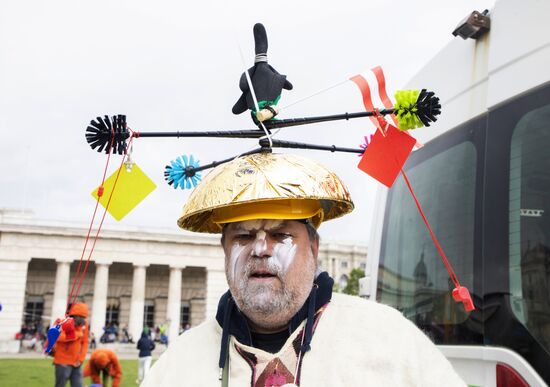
[143,300,155,328]
[24,295,44,325]
[105,298,120,326]
[180,301,191,329]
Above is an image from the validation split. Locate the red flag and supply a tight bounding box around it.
[357,123,416,187]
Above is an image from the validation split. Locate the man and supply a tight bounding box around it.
[84,348,123,387]
[136,330,156,384]
[51,302,89,387]
[159,323,168,345]
[142,152,466,386]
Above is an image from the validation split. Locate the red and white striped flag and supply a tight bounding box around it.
[350,66,422,148]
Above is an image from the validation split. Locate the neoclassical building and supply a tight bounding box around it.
[0,209,367,353]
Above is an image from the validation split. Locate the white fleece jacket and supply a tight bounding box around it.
[141,293,466,386]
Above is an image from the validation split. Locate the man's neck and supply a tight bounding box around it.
[247,318,288,334]
[250,328,290,354]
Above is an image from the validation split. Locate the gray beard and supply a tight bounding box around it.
[236,278,295,316]
[232,257,296,316]
[229,255,315,328]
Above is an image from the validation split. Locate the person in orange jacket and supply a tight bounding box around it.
[84,348,123,387]
[52,302,89,387]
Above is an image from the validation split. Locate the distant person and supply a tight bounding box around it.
[89,332,97,350]
[36,319,44,338]
[50,303,89,387]
[122,325,132,343]
[101,323,117,343]
[159,324,168,345]
[25,334,38,351]
[136,331,155,384]
[179,323,190,335]
[84,348,122,387]
[112,323,119,340]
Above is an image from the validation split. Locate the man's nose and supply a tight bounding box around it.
[252,234,274,258]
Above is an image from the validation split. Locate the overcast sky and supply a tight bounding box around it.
[0,0,495,244]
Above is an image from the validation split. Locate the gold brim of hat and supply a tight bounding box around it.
[177,152,354,233]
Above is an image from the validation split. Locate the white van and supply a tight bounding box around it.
[364,0,550,385]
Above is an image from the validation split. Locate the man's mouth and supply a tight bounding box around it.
[249,270,278,279]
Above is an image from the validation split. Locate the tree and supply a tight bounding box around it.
[342,268,365,296]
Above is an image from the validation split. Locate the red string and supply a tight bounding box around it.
[66,125,116,315]
[70,136,134,306]
[353,70,470,308]
[66,121,134,313]
[399,169,460,288]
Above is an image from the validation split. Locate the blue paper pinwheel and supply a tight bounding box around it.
[44,323,62,354]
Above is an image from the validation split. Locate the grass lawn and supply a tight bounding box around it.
[0,358,147,387]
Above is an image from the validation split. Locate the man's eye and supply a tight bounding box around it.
[234,234,254,241]
[273,232,292,239]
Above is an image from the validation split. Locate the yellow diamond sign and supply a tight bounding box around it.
[91,163,156,221]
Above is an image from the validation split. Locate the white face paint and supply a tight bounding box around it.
[253,230,267,256]
[227,219,297,279]
[272,236,297,272]
[229,243,247,283]
[233,219,283,232]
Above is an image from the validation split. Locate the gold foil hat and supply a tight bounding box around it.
[177,152,354,233]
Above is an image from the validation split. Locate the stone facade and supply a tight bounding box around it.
[0,209,367,353]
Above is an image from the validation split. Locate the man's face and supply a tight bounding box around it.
[222,219,319,331]
[71,316,86,327]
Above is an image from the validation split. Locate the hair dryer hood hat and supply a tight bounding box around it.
[69,303,89,318]
[177,152,354,233]
[94,351,110,369]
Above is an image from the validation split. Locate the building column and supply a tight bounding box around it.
[205,268,227,319]
[0,256,31,352]
[51,259,72,323]
[166,266,184,342]
[90,261,111,339]
[330,257,337,279]
[128,264,147,341]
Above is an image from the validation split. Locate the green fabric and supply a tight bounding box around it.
[394,89,423,131]
[251,95,281,113]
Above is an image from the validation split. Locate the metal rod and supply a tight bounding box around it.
[261,139,364,154]
[99,109,395,144]
[190,147,267,174]
[261,108,394,129]
[135,129,267,139]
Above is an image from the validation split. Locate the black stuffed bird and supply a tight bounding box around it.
[232,23,293,121]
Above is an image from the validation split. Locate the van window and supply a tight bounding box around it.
[509,104,550,354]
[378,141,476,334]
